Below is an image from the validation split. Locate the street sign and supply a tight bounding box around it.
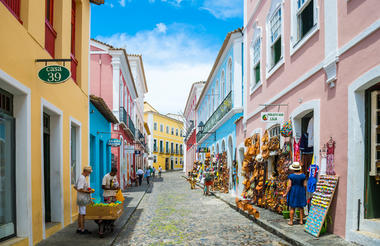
[261,112,284,123]
[108,138,121,147]
[38,65,71,84]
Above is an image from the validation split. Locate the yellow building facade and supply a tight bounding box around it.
[144,102,184,171]
[0,1,103,245]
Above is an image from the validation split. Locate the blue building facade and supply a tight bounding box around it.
[89,96,118,200]
[196,29,243,195]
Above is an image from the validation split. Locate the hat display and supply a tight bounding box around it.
[289,162,302,171]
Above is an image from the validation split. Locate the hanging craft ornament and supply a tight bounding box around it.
[280,119,293,137]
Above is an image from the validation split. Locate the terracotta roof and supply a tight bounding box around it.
[90,0,105,5]
[195,28,243,110]
[90,95,118,124]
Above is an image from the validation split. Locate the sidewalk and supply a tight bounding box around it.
[37,182,150,246]
[184,176,356,246]
[211,190,356,246]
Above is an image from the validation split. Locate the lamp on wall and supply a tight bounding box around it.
[198,121,216,141]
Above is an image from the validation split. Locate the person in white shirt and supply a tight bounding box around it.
[76,166,94,234]
[145,167,151,185]
[136,167,144,186]
[102,167,119,203]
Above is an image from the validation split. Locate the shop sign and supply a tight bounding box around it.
[38,65,71,84]
[261,112,284,123]
[198,147,209,153]
[108,138,121,147]
[124,145,134,154]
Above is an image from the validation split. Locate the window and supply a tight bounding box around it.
[71,0,78,82]
[215,80,219,104]
[153,155,157,163]
[180,130,183,137]
[297,0,314,40]
[70,126,78,184]
[1,0,22,22]
[175,158,178,165]
[160,124,163,132]
[166,126,169,134]
[252,37,261,85]
[180,158,183,165]
[221,71,225,100]
[171,128,174,135]
[153,139,157,152]
[212,89,215,111]
[166,142,169,153]
[45,0,57,57]
[269,7,282,68]
[176,144,178,154]
[370,91,380,177]
[176,129,178,136]
[171,143,174,154]
[160,140,163,153]
[228,59,233,92]
[180,144,183,155]
[154,122,157,131]
[268,124,280,139]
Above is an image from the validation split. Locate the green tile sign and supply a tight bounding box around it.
[38,65,71,84]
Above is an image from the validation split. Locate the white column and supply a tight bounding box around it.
[111,56,121,116]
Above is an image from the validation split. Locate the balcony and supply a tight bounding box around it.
[197,91,232,142]
[184,121,195,140]
[119,107,135,138]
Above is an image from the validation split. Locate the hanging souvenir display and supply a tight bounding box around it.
[326,138,336,175]
[280,119,293,137]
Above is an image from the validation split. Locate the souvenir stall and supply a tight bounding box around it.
[212,152,230,193]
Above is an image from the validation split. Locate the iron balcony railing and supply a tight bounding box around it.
[119,107,136,138]
[184,121,195,140]
[197,91,232,142]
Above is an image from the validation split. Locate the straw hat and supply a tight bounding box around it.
[83,166,93,173]
[289,162,302,171]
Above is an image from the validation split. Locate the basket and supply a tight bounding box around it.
[85,203,123,220]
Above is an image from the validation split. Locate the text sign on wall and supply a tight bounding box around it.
[38,65,71,84]
[124,145,134,154]
[261,112,284,123]
[108,139,121,147]
[198,147,209,153]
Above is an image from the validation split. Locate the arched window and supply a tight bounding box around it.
[221,70,225,100]
[215,80,219,104]
[228,59,233,92]
[212,89,215,111]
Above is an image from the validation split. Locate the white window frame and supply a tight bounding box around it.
[266,1,285,79]
[221,70,225,100]
[160,140,164,152]
[160,124,163,132]
[268,124,281,139]
[215,80,219,105]
[227,58,233,93]
[290,0,319,56]
[250,24,263,95]
[166,125,169,134]
[153,122,157,131]
[153,138,157,152]
[370,91,380,176]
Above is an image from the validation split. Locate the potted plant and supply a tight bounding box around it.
[320,215,332,235]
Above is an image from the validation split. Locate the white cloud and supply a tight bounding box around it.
[200,0,243,19]
[155,23,167,33]
[119,0,126,7]
[96,23,217,114]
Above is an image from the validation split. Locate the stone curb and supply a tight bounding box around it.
[182,176,312,246]
[110,183,151,246]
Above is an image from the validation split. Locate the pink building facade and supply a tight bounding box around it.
[240,0,380,244]
[90,39,138,190]
[183,81,205,174]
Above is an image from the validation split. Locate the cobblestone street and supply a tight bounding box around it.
[113,172,290,246]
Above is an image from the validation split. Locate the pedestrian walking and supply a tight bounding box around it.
[283,162,307,226]
[145,167,151,185]
[136,167,144,186]
[204,168,213,196]
[158,166,162,178]
[75,166,94,234]
[152,167,156,179]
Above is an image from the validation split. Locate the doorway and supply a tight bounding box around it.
[43,113,51,223]
[171,158,174,170]
[0,89,16,241]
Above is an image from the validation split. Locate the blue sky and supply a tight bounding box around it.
[91,0,243,114]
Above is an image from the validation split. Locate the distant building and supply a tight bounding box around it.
[144,102,184,171]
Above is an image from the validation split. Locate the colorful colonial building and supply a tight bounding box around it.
[144,102,184,171]
[239,0,380,244]
[0,0,104,245]
[183,81,205,174]
[196,28,243,194]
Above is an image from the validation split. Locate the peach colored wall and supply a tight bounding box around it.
[243,0,380,239]
[338,0,380,47]
[90,46,113,110]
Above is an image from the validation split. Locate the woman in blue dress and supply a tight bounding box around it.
[283,162,307,225]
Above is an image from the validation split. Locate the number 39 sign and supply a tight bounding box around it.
[38,65,71,84]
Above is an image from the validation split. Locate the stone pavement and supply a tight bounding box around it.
[208,188,358,246]
[36,179,151,246]
[113,171,290,246]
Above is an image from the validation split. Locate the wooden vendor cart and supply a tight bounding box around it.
[85,202,124,237]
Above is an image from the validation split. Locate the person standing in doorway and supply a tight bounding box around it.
[145,167,151,185]
[102,167,119,203]
[76,166,94,234]
[283,162,307,226]
[136,167,144,186]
